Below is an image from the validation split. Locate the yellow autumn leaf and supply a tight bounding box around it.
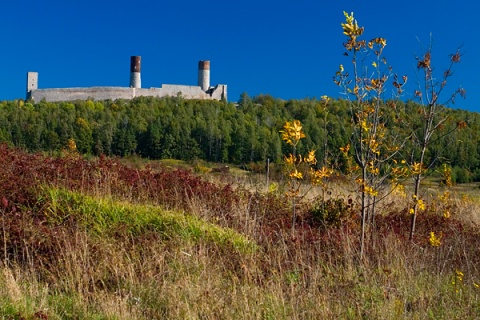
[280,120,306,146]
[428,232,442,247]
[340,144,350,154]
[284,154,295,165]
[305,150,317,165]
[289,170,303,180]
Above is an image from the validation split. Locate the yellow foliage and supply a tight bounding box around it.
[391,166,409,179]
[340,144,350,154]
[284,154,295,165]
[341,11,364,42]
[289,170,303,180]
[311,166,332,186]
[368,37,387,49]
[356,178,378,196]
[456,270,464,281]
[392,183,406,198]
[369,138,380,155]
[364,185,378,196]
[441,164,453,187]
[440,191,450,202]
[76,117,90,129]
[411,162,424,175]
[305,150,317,165]
[67,138,77,152]
[452,270,464,293]
[361,119,370,132]
[428,232,442,247]
[417,199,426,211]
[280,120,306,146]
[443,210,451,219]
[368,160,379,175]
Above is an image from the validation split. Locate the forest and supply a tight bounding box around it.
[0,93,479,183]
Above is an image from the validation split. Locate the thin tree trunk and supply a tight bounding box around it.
[360,166,367,259]
[409,174,422,240]
[410,138,427,240]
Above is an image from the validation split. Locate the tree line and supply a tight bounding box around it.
[0,94,478,182]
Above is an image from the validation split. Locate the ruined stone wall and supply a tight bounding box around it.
[209,85,227,101]
[26,57,227,103]
[30,87,135,102]
[29,84,227,102]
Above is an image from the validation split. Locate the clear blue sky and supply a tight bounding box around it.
[1,0,478,112]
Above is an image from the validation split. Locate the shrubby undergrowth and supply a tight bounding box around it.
[0,145,479,318]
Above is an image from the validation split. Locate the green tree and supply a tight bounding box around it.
[112,117,137,156]
[74,117,93,154]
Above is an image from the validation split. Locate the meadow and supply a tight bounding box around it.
[0,144,479,319]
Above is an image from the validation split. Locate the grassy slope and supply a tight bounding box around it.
[44,188,257,254]
[1,149,480,319]
[0,187,257,319]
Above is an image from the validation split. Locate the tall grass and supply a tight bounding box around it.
[0,145,480,319]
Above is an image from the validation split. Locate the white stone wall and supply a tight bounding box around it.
[29,84,227,102]
[30,87,135,102]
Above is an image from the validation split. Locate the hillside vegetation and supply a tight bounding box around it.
[1,94,479,182]
[1,145,480,319]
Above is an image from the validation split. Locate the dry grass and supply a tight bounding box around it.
[1,148,480,319]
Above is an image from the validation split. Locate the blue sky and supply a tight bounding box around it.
[1,0,478,112]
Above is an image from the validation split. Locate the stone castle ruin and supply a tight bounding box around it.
[26,56,227,102]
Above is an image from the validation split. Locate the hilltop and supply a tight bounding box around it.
[1,95,479,183]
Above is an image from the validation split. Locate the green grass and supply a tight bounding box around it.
[42,187,258,254]
[0,187,260,319]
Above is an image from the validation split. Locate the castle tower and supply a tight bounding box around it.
[198,60,210,91]
[130,56,141,88]
[26,72,38,100]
